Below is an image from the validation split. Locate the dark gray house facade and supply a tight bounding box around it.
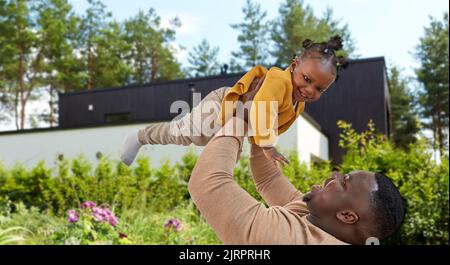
[58,57,391,165]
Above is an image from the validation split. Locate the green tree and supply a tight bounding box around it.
[0,0,7,90]
[78,0,111,90]
[0,0,44,130]
[320,7,357,58]
[270,0,356,67]
[0,1,10,123]
[227,58,245,74]
[77,0,136,90]
[230,0,270,69]
[415,12,449,155]
[0,0,15,124]
[388,65,421,149]
[37,0,83,91]
[148,15,184,81]
[35,0,85,126]
[187,39,220,77]
[0,86,16,125]
[123,8,183,84]
[91,21,132,88]
[0,0,17,127]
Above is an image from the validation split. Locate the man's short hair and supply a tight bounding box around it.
[370,172,407,239]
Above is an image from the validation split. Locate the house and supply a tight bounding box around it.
[0,57,390,169]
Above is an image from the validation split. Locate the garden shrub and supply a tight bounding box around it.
[0,121,448,244]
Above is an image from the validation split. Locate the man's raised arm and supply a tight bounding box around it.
[188,118,301,244]
[249,144,303,207]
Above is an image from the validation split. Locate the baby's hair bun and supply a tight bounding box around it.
[326,35,344,51]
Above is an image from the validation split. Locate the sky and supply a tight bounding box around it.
[0,0,448,131]
[68,0,448,74]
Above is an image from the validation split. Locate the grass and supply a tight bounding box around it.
[0,227,30,245]
[119,202,220,244]
[0,201,221,245]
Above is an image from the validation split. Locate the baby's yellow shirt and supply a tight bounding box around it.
[217,65,305,146]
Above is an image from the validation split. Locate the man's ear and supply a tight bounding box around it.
[336,210,359,224]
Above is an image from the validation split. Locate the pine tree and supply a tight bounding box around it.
[36,0,85,126]
[270,0,356,67]
[79,0,111,90]
[415,12,449,155]
[123,8,183,84]
[91,20,132,88]
[1,2,186,129]
[0,0,44,129]
[388,65,420,149]
[0,0,13,124]
[187,39,220,77]
[320,7,357,58]
[230,0,269,69]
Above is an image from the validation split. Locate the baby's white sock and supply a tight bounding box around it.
[120,130,143,166]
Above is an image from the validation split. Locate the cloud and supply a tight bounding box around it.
[160,12,203,37]
[174,47,188,62]
[166,43,188,63]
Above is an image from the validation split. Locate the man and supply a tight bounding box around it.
[188,117,406,245]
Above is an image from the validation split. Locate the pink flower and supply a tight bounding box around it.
[102,208,119,226]
[68,210,79,223]
[102,208,113,217]
[91,206,119,226]
[108,215,119,227]
[164,218,183,232]
[92,207,107,222]
[81,201,97,209]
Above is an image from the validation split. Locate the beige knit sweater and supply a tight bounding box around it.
[188,118,348,245]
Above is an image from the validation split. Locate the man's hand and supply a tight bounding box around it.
[239,76,266,124]
[261,146,289,167]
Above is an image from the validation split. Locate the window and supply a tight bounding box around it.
[104,112,130,124]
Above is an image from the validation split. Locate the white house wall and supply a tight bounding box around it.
[0,123,204,169]
[296,116,329,165]
[0,118,328,169]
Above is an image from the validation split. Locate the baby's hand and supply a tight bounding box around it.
[261,146,289,167]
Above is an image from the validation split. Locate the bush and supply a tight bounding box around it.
[336,120,449,245]
[0,151,197,215]
[0,122,448,245]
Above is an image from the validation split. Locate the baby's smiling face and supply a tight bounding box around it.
[290,58,336,103]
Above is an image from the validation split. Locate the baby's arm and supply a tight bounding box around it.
[261,146,289,166]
